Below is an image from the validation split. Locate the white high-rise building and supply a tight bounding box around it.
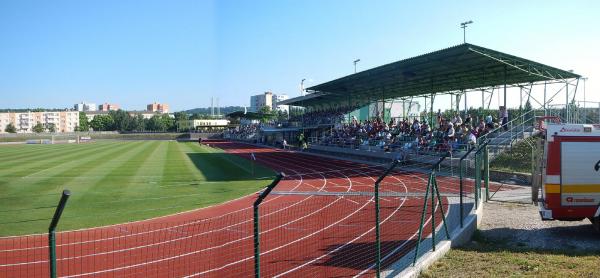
[249,92,289,112]
[74,102,97,112]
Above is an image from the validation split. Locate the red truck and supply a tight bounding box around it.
[536,123,600,232]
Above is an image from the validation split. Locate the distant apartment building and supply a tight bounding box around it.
[74,102,97,112]
[0,111,80,133]
[99,103,120,111]
[250,92,289,112]
[147,102,169,113]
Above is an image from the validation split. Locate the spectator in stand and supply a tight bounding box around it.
[468,129,478,146]
[500,106,509,131]
[445,122,455,141]
[464,114,472,127]
[485,114,494,129]
[452,113,463,127]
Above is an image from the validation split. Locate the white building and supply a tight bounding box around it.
[0,111,80,133]
[74,102,97,112]
[274,94,289,113]
[250,92,289,112]
[177,119,230,131]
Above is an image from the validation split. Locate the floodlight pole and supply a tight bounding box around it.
[300,78,306,97]
[460,20,473,43]
[354,59,360,73]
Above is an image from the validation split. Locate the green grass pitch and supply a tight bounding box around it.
[0,140,275,236]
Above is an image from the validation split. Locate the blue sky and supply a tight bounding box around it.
[1,0,599,111]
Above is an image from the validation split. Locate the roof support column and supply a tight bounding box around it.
[450,93,454,114]
[464,90,468,117]
[481,89,485,112]
[430,77,435,127]
[348,93,351,124]
[456,94,461,113]
[543,82,547,117]
[430,93,435,128]
[519,86,523,111]
[382,89,385,121]
[504,65,507,109]
[565,81,569,122]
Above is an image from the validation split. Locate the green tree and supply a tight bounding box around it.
[90,115,115,131]
[277,109,288,122]
[78,112,90,131]
[132,114,146,131]
[32,123,45,133]
[4,123,17,133]
[259,106,275,123]
[109,110,135,131]
[147,115,166,131]
[174,112,189,122]
[47,123,56,133]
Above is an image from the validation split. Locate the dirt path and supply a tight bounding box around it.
[480,185,600,251]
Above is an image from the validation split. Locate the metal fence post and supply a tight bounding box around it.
[253,173,285,278]
[413,152,449,266]
[458,146,476,228]
[484,145,490,201]
[374,160,400,277]
[412,174,431,266]
[49,190,71,278]
[474,152,480,208]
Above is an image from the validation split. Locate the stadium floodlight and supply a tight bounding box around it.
[460,20,473,43]
[301,78,306,96]
[354,59,361,73]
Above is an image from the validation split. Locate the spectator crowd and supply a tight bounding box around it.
[225,107,510,155]
[319,108,508,154]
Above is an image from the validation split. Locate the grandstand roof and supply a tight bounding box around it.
[280,43,580,108]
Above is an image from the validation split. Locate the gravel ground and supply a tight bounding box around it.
[479,185,600,251]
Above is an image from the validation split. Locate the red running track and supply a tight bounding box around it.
[0,140,507,277]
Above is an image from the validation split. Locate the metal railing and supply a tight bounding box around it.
[546,103,600,124]
[476,109,536,157]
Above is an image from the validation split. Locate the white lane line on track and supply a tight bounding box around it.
[343,198,359,205]
[354,200,443,277]
[272,174,409,277]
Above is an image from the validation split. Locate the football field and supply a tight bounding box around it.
[0,140,275,236]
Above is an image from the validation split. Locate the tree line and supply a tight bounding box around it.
[78,110,178,132]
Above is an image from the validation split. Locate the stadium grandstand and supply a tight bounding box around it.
[227,43,580,166]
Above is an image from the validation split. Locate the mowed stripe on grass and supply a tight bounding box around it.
[0,141,275,236]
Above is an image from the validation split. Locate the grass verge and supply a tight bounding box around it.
[490,138,538,174]
[420,230,600,278]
